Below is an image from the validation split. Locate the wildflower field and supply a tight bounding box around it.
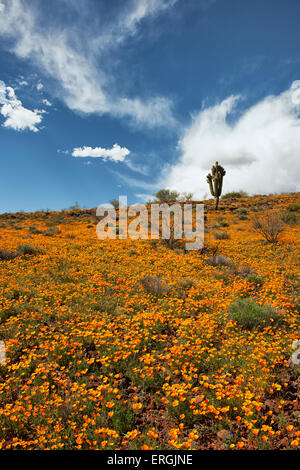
[0,194,299,450]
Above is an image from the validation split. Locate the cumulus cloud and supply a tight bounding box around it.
[42,99,52,106]
[18,79,28,86]
[163,81,300,196]
[71,144,130,162]
[36,82,43,91]
[0,0,177,129]
[0,80,44,131]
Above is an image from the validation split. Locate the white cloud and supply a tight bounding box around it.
[36,82,43,90]
[0,0,177,129]
[163,81,300,196]
[72,144,130,162]
[42,99,52,106]
[0,80,44,132]
[121,0,177,36]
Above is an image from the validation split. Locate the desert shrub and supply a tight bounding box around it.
[216,216,229,227]
[174,248,185,255]
[238,215,248,220]
[153,189,180,203]
[140,276,169,295]
[228,298,283,330]
[252,212,284,243]
[219,221,229,227]
[44,226,61,236]
[213,231,230,240]
[222,191,248,199]
[128,249,137,256]
[246,273,264,287]
[231,264,253,277]
[178,278,195,289]
[280,210,297,225]
[29,226,43,234]
[0,248,18,261]
[17,244,42,256]
[237,208,248,216]
[179,192,194,202]
[286,204,300,212]
[205,255,232,267]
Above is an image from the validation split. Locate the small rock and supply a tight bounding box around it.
[217,429,231,441]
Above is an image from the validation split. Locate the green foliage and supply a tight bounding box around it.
[110,402,134,434]
[237,208,248,215]
[109,199,120,209]
[29,226,43,234]
[228,298,283,330]
[69,201,80,210]
[140,276,169,296]
[0,249,18,261]
[17,244,42,256]
[246,274,264,288]
[213,231,230,240]
[44,226,61,236]
[179,192,194,202]
[286,204,300,212]
[153,189,180,203]
[280,210,297,225]
[222,191,248,199]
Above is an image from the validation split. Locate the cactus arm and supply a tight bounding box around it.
[207,174,214,196]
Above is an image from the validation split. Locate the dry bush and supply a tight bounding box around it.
[205,254,232,267]
[140,276,169,295]
[44,226,61,236]
[213,231,230,240]
[252,212,284,243]
[0,248,18,261]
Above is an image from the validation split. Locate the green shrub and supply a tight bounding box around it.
[178,278,195,289]
[286,204,300,212]
[213,231,230,240]
[219,221,229,227]
[44,226,61,236]
[228,298,283,330]
[222,191,248,199]
[29,226,43,234]
[140,276,169,295]
[17,244,42,256]
[280,210,297,225]
[246,274,264,288]
[237,208,248,215]
[0,248,18,261]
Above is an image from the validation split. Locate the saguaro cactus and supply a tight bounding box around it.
[206,161,226,210]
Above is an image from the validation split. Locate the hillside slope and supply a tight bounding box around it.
[0,194,299,449]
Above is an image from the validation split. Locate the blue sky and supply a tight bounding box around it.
[0,0,300,212]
